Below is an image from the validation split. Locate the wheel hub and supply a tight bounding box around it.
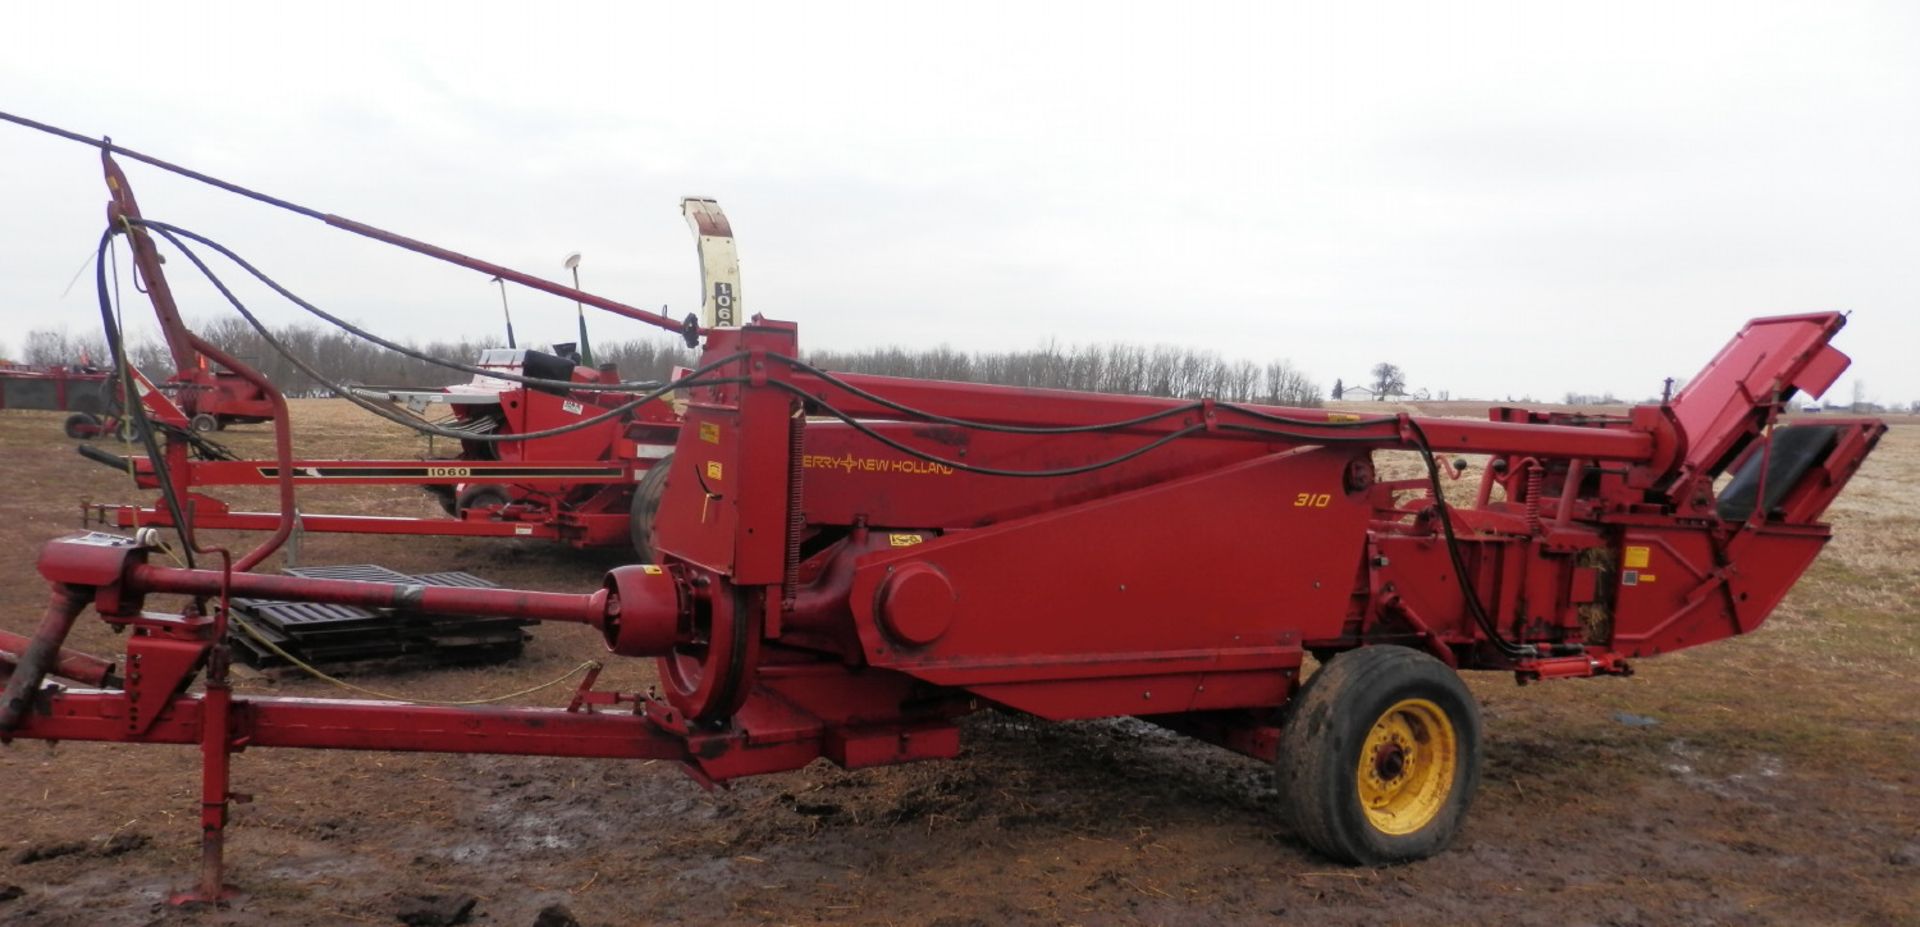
[1371,740,1408,783]
[1355,698,1457,836]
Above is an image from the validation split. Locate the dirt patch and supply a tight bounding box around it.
[10,834,147,866]
[0,403,1915,926]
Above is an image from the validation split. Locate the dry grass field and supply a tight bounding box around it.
[0,400,1914,926]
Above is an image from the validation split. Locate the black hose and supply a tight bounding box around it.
[771,353,1401,437]
[76,443,133,472]
[1214,423,1406,445]
[771,354,1207,434]
[764,383,1529,657]
[135,220,675,395]
[1403,419,1530,658]
[95,228,196,566]
[768,379,1206,478]
[141,225,749,444]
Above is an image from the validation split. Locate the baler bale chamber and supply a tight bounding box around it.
[0,118,1888,902]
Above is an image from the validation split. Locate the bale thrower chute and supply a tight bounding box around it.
[0,115,1886,903]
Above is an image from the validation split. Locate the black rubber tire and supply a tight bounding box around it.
[190,413,220,434]
[63,412,100,440]
[1274,646,1481,866]
[628,454,673,563]
[115,418,147,443]
[455,485,512,515]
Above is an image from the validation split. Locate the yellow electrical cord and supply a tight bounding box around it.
[228,612,600,706]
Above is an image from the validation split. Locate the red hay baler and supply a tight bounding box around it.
[0,309,1882,898]
[0,119,1887,903]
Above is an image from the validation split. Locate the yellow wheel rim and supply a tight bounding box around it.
[1356,697,1457,836]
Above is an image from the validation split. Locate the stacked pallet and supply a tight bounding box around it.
[229,564,532,672]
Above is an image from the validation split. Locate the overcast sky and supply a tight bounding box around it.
[3,2,1915,404]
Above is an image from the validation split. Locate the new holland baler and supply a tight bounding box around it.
[0,116,1886,903]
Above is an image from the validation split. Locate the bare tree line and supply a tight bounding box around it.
[5,321,685,395]
[15,328,110,369]
[1563,391,1622,406]
[806,341,1322,405]
[7,322,1322,407]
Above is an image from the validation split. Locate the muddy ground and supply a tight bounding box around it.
[0,403,1914,926]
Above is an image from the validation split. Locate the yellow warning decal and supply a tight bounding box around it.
[1328,412,1363,423]
[1640,574,1657,583]
[641,565,665,575]
[889,533,924,547]
[1624,545,1650,569]
[705,461,723,480]
[699,422,721,444]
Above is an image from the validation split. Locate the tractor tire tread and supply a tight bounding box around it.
[63,412,99,440]
[1274,645,1480,866]
[629,454,674,563]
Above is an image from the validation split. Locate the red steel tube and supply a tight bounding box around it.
[1402,418,1652,463]
[4,115,698,342]
[324,216,700,339]
[811,371,1657,462]
[185,333,294,572]
[10,690,692,761]
[127,563,608,626]
[104,150,292,572]
[193,678,234,904]
[0,629,117,687]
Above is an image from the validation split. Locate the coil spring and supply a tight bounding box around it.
[1524,459,1544,535]
[782,409,805,610]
